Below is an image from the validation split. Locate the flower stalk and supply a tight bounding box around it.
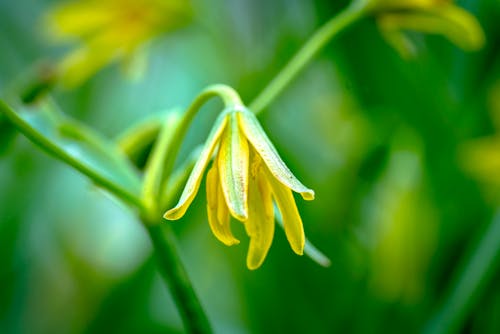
[160,84,244,195]
[146,223,213,334]
[249,2,367,115]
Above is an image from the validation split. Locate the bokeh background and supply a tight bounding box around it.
[1,0,500,333]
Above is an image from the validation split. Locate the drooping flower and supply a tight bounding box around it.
[164,106,314,269]
[360,0,485,57]
[45,0,191,87]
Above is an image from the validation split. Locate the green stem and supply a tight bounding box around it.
[160,146,199,211]
[423,213,500,334]
[146,223,213,334]
[160,84,242,190]
[0,99,145,212]
[161,4,367,186]
[116,116,162,159]
[249,3,367,115]
[142,112,180,221]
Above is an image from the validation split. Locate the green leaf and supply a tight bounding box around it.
[0,99,143,209]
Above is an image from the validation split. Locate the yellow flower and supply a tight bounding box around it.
[45,0,191,87]
[362,0,485,57]
[460,81,500,194]
[164,107,315,269]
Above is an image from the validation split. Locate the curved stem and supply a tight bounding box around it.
[160,146,199,211]
[116,113,164,158]
[142,112,180,221]
[249,3,367,115]
[160,84,242,191]
[146,223,213,334]
[0,99,145,212]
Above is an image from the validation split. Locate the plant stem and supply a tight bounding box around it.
[142,112,180,221]
[160,84,242,190]
[423,212,500,334]
[249,3,366,115]
[146,223,213,334]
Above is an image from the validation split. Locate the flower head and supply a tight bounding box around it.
[361,0,485,57]
[45,0,191,87]
[164,107,314,269]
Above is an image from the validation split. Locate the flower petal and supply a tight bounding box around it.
[245,158,275,270]
[377,19,418,58]
[378,4,484,53]
[206,164,240,246]
[58,46,117,88]
[164,112,228,220]
[237,109,314,201]
[266,167,305,255]
[45,1,116,41]
[218,112,249,221]
[429,4,485,51]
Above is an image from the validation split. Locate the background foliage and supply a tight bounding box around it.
[1,0,500,333]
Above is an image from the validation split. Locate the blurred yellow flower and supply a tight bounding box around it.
[362,0,485,57]
[461,81,500,195]
[362,130,436,303]
[164,107,315,269]
[461,137,500,188]
[45,0,191,87]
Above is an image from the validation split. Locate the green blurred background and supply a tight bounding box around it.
[1,0,500,333]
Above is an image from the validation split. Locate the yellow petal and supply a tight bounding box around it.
[266,167,305,255]
[245,159,275,270]
[237,109,315,201]
[218,112,249,221]
[378,19,418,59]
[58,46,118,87]
[164,112,228,220]
[57,22,151,87]
[45,1,117,41]
[430,4,485,50]
[367,0,443,12]
[206,164,240,246]
[378,4,485,52]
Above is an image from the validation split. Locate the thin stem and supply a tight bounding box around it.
[116,115,163,158]
[146,223,213,334]
[115,110,174,156]
[0,99,146,212]
[142,112,180,221]
[160,146,199,211]
[249,3,367,115]
[423,212,500,334]
[160,84,242,190]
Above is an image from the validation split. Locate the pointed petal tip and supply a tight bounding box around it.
[246,257,263,270]
[301,189,315,201]
[291,240,305,256]
[293,248,304,256]
[230,208,248,222]
[163,208,182,220]
[221,238,240,247]
[209,227,241,247]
